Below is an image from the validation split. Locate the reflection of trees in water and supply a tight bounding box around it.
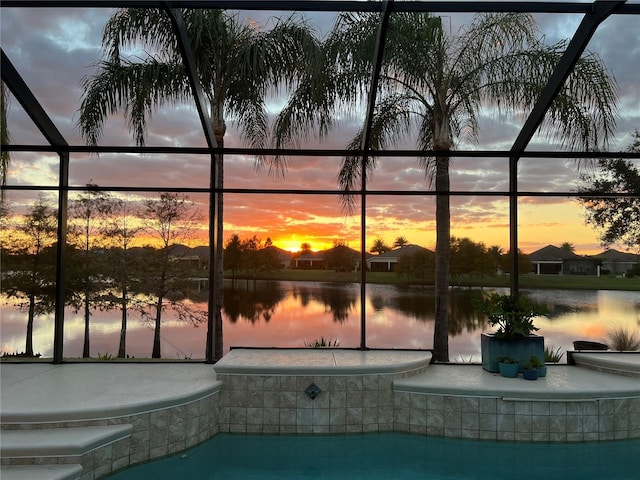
[223,281,284,324]
[291,283,358,324]
[391,288,485,336]
[392,293,434,321]
[369,294,390,312]
[523,290,598,320]
[448,289,486,335]
[541,302,595,319]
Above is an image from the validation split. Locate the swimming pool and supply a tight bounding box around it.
[106,433,640,479]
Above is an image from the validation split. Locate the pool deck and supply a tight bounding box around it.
[0,363,221,424]
[2,350,639,424]
[1,350,639,480]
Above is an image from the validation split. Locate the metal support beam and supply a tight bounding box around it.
[2,1,639,15]
[1,50,68,149]
[507,0,624,295]
[163,6,216,150]
[510,0,625,157]
[358,0,392,350]
[53,152,69,363]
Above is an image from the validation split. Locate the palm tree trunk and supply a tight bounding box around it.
[213,122,225,362]
[433,155,450,362]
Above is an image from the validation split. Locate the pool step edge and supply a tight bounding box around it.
[1,424,132,480]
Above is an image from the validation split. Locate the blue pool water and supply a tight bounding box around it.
[107,433,640,479]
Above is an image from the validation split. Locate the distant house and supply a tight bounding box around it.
[366,244,431,272]
[593,249,640,275]
[528,245,599,275]
[293,251,325,269]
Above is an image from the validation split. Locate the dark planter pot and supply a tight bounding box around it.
[481,333,545,373]
[523,368,539,380]
[537,366,547,377]
[498,362,520,378]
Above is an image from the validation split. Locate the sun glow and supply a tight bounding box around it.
[273,236,330,253]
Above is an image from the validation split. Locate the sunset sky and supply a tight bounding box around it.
[2,3,639,255]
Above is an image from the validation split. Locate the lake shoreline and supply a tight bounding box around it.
[220,270,640,292]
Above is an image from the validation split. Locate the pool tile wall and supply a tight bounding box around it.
[216,370,425,435]
[393,394,640,442]
[216,374,639,442]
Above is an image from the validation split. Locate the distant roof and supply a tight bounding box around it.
[592,248,640,261]
[371,244,432,260]
[528,244,580,261]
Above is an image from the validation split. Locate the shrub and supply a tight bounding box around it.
[606,326,640,351]
[545,346,564,363]
[304,337,340,348]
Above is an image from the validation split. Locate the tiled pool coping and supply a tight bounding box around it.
[214,348,432,375]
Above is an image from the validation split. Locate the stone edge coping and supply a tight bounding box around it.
[393,364,640,400]
[571,352,640,376]
[213,349,433,376]
[1,424,132,458]
[0,464,83,480]
[0,383,222,425]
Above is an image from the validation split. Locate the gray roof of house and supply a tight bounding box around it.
[592,249,639,262]
[369,244,432,261]
[528,244,581,262]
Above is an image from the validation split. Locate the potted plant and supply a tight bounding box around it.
[477,292,548,372]
[497,356,520,378]
[522,355,543,380]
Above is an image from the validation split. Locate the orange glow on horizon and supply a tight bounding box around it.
[271,236,336,253]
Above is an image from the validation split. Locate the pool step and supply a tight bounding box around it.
[570,352,640,378]
[1,424,132,479]
[0,464,83,480]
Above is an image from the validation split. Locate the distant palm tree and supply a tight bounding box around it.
[277,12,617,362]
[370,238,390,255]
[393,236,409,248]
[79,8,317,360]
[487,245,504,273]
[560,242,576,252]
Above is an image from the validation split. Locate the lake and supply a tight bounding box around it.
[1,281,639,361]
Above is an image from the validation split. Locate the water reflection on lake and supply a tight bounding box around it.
[1,281,639,362]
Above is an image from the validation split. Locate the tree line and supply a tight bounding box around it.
[1,190,205,359]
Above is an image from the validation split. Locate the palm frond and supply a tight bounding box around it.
[102,8,178,62]
[79,59,189,146]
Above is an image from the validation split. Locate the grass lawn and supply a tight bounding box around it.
[225,269,640,291]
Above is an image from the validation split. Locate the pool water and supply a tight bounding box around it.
[107,433,640,479]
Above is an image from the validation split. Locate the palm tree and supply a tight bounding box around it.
[393,236,409,249]
[560,242,576,252]
[370,238,389,255]
[79,8,317,361]
[277,12,617,362]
